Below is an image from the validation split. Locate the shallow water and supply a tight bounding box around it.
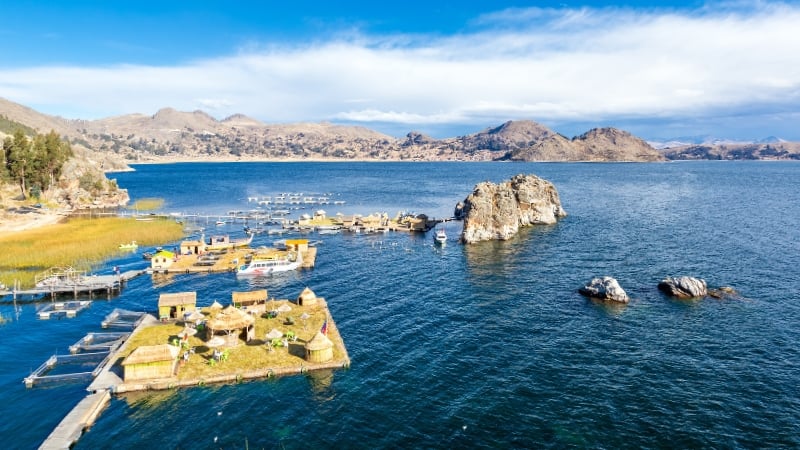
[2,161,799,449]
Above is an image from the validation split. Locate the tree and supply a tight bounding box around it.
[5,128,32,198]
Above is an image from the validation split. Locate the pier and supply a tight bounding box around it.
[0,269,145,302]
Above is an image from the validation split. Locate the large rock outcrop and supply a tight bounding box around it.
[459,174,566,243]
[579,277,630,303]
[657,276,708,298]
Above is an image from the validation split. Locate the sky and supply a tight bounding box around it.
[1,0,799,141]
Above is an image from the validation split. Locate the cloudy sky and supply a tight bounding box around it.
[1,1,799,141]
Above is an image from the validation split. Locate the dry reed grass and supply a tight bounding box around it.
[0,216,184,287]
[128,198,165,211]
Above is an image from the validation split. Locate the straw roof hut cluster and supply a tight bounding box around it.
[206,305,255,346]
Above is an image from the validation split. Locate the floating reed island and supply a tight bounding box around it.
[99,286,348,393]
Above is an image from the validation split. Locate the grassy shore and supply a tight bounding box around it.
[0,216,184,288]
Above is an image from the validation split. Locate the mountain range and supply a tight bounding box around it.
[2,97,799,163]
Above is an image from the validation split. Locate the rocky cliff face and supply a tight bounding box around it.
[459,174,567,244]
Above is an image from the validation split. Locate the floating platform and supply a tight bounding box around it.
[101,309,148,329]
[24,351,111,388]
[37,301,91,319]
[147,246,317,274]
[0,269,145,301]
[69,332,130,354]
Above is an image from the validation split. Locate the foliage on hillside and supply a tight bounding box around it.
[0,114,36,136]
[2,128,73,199]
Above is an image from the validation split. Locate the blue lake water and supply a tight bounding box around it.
[2,161,799,448]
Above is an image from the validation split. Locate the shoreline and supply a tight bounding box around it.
[0,209,69,237]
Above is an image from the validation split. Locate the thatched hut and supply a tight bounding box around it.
[158,292,197,320]
[305,331,333,363]
[297,287,319,306]
[206,305,255,346]
[122,344,179,381]
[232,289,268,311]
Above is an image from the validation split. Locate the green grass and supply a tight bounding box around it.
[0,216,184,287]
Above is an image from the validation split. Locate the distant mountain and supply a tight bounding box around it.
[0,96,756,163]
[660,142,800,160]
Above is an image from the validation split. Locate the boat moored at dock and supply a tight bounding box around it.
[236,252,303,276]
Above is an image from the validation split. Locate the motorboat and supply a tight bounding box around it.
[236,252,302,276]
[433,228,447,246]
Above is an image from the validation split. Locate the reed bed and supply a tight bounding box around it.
[0,217,184,287]
[129,198,165,211]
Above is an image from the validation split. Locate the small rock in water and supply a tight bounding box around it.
[579,276,629,303]
[657,276,708,298]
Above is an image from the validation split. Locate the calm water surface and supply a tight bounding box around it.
[1,162,799,449]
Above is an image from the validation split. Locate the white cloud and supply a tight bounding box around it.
[1,2,799,138]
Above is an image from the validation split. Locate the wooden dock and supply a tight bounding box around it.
[38,391,110,450]
[147,246,317,274]
[0,270,145,302]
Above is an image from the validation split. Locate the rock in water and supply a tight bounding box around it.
[657,276,708,298]
[460,174,566,243]
[579,277,630,303]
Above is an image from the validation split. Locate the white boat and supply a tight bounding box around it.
[236,252,302,276]
[433,228,447,245]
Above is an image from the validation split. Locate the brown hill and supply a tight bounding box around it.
[507,127,664,161]
[0,97,670,162]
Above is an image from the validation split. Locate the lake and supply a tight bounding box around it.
[2,161,799,448]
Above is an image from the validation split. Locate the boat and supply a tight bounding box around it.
[236,252,302,276]
[433,228,447,246]
[119,241,138,250]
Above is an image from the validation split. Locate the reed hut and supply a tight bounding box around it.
[150,250,175,270]
[297,287,319,306]
[209,300,223,311]
[232,289,268,311]
[207,305,255,346]
[122,344,179,381]
[305,331,334,363]
[158,292,197,320]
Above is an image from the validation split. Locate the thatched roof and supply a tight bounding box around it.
[209,300,223,310]
[277,304,292,313]
[232,289,268,305]
[207,305,255,332]
[297,287,316,302]
[305,331,333,351]
[122,344,179,365]
[159,291,197,307]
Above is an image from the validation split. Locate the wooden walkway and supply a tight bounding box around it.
[39,391,110,450]
[0,270,144,302]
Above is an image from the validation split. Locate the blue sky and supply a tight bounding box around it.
[1,1,799,141]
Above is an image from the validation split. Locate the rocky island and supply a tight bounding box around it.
[457,173,567,244]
